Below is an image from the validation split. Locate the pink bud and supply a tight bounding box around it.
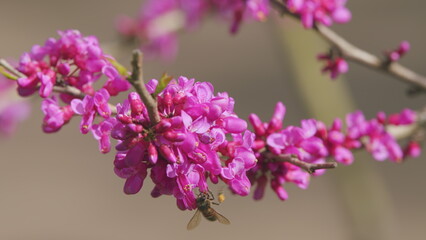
[148,143,158,164]
[271,179,288,201]
[128,92,144,115]
[154,119,172,133]
[376,112,386,124]
[223,117,247,133]
[404,141,421,158]
[252,139,266,151]
[249,113,266,136]
[159,145,177,163]
[253,175,267,200]
[209,174,219,184]
[62,105,74,123]
[399,109,416,125]
[127,123,143,133]
[163,131,186,142]
[57,62,70,76]
[399,41,410,55]
[163,92,173,106]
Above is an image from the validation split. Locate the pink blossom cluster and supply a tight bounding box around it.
[317,53,348,79]
[285,0,352,28]
[248,102,420,200]
[112,77,256,210]
[15,30,130,134]
[117,0,273,60]
[386,41,410,62]
[0,74,31,136]
[117,0,352,60]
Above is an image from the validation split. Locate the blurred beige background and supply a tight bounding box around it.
[1,1,426,239]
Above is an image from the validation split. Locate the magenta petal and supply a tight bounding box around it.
[334,146,354,165]
[221,167,234,180]
[145,79,158,94]
[266,133,286,149]
[301,119,317,138]
[124,145,144,166]
[253,175,267,200]
[70,99,85,115]
[102,65,118,79]
[223,117,247,133]
[181,110,192,128]
[332,7,351,23]
[124,174,143,194]
[191,117,210,134]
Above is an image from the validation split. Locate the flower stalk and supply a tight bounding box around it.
[128,50,161,124]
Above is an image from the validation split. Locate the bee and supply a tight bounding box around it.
[186,191,231,230]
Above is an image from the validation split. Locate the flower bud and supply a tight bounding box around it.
[249,113,266,136]
[148,143,158,164]
[154,119,172,133]
[128,92,144,115]
[164,131,186,142]
[222,117,247,133]
[159,145,177,163]
[271,179,288,201]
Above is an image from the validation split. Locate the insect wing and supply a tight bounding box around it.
[212,209,230,225]
[187,209,202,230]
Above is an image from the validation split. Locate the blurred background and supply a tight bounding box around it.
[1,0,426,239]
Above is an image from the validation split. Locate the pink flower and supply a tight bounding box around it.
[248,102,421,201]
[286,0,352,28]
[14,29,130,137]
[318,53,349,79]
[111,76,256,210]
[92,118,117,154]
[386,41,410,62]
[41,97,73,133]
[71,95,96,134]
[248,102,327,201]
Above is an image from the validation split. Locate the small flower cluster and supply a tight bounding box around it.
[386,41,410,62]
[116,0,208,60]
[0,72,30,137]
[112,77,257,210]
[15,30,130,134]
[248,102,421,201]
[335,109,419,162]
[211,0,271,33]
[317,53,348,79]
[117,0,273,60]
[248,102,328,200]
[285,0,352,28]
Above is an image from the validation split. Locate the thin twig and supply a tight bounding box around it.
[0,59,117,114]
[52,86,116,114]
[270,0,426,90]
[52,86,86,99]
[128,50,161,124]
[265,152,337,174]
[0,59,25,78]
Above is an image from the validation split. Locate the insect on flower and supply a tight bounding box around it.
[186,191,230,230]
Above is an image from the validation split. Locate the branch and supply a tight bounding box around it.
[264,152,337,174]
[0,59,117,114]
[128,50,161,125]
[0,58,25,79]
[270,0,426,90]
